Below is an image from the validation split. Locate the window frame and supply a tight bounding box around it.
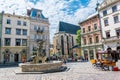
[114,15,119,23]
[83,28,85,33]
[22,29,27,35]
[17,20,21,25]
[104,19,109,26]
[16,39,21,46]
[94,24,97,30]
[88,26,91,32]
[103,10,107,16]
[16,29,21,35]
[5,28,11,34]
[6,19,11,24]
[106,31,110,38]
[4,38,11,46]
[23,21,27,26]
[22,39,27,46]
[112,5,117,13]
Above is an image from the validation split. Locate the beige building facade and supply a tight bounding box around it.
[0,12,30,63]
[53,22,80,60]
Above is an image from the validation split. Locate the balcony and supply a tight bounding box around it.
[31,17,49,22]
[36,28,44,34]
[104,36,120,42]
[81,42,102,48]
[81,28,100,36]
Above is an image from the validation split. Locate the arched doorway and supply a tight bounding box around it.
[14,53,19,62]
[4,54,10,62]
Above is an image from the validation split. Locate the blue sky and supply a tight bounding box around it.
[0,0,103,43]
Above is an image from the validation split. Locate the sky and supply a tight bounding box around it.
[0,0,103,43]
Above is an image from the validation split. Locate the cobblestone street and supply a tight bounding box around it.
[0,61,120,80]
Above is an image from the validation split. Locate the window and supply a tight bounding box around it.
[31,10,37,17]
[103,10,107,16]
[23,29,27,35]
[16,29,21,35]
[96,36,99,43]
[6,19,11,24]
[114,15,119,23]
[84,38,86,45]
[104,19,109,26]
[106,32,110,38]
[22,39,27,46]
[34,26,38,31]
[89,38,92,44]
[112,5,117,12]
[83,28,85,33]
[116,29,120,37]
[94,24,97,30]
[5,28,11,34]
[17,20,21,25]
[88,26,91,31]
[16,39,21,46]
[4,38,11,46]
[23,21,27,26]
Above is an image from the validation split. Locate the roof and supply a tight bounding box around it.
[79,12,98,24]
[59,21,80,34]
[27,8,47,19]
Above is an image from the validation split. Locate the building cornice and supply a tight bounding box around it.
[79,13,98,25]
[3,13,29,19]
[98,0,120,11]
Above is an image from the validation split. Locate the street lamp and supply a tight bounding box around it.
[56,43,61,60]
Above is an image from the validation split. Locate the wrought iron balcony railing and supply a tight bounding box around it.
[36,28,44,33]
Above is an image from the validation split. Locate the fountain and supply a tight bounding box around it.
[19,28,63,73]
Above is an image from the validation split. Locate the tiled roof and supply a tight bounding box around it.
[59,21,80,34]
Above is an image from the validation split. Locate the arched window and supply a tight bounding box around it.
[84,38,86,45]
[89,37,92,44]
[96,36,99,43]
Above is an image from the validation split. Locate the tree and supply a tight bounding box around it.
[76,30,81,47]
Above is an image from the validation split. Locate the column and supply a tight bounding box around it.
[93,49,96,59]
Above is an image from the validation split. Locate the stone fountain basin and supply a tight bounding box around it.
[19,61,63,72]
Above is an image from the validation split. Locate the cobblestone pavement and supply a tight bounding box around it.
[0,61,120,80]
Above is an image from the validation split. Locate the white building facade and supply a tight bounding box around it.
[98,0,120,50]
[0,12,30,63]
[28,8,50,58]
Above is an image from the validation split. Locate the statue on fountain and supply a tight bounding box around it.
[32,27,47,63]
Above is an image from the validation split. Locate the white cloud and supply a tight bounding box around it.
[0,0,103,43]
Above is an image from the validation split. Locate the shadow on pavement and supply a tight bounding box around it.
[0,63,19,68]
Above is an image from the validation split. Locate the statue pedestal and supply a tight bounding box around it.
[19,61,63,72]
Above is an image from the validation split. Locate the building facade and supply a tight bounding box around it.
[80,13,103,60]
[98,0,120,50]
[27,8,50,58]
[0,13,3,63]
[0,12,30,63]
[53,22,80,60]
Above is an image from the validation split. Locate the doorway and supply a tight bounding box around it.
[4,54,10,63]
[14,54,19,62]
